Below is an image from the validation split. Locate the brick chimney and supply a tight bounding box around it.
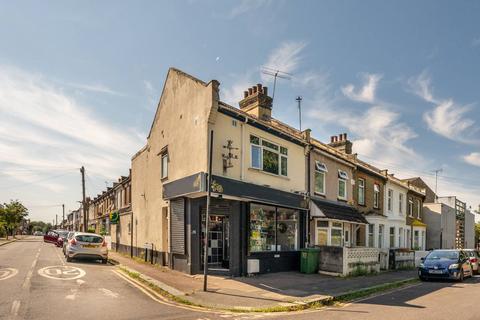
[239,83,272,121]
[329,133,353,154]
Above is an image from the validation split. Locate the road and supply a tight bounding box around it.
[1,237,479,320]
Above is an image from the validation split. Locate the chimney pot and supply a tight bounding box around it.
[248,88,253,95]
[338,134,343,141]
[263,86,268,95]
[257,83,262,92]
[343,133,348,140]
[330,136,335,143]
[244,91,248,98]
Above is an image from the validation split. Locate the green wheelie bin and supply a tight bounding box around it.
[300,248,320,274]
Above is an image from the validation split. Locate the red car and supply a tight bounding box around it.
[43,231,59,244]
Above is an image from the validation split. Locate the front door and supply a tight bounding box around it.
[202,214,230,270]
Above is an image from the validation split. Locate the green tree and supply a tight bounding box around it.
[0,200,29,239]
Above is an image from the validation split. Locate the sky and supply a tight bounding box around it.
[0,0,479,223]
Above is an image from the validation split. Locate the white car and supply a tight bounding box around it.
[65,232,108,264]
[465,249,479,274]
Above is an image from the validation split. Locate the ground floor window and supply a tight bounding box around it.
[399,227,403,248]
[421,230,425,250]
[406,229,411,248]
[316,220,328,246]
[368,224,374,247]
[378,224,384,248]
[389,227,395,248]
[249,203,299,252]
[414,230,419,249]
[331,222,342,246]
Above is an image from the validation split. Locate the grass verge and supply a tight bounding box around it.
[118,265,418,313]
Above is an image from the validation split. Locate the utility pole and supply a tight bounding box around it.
[55,215,58,228]
[433,168,443,202]
[80,166,87,232]
[62,204,65,229]
[296,96,302,131]
[203,130,214,292]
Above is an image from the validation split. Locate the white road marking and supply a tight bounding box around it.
[76,279,85,285]
[65,288,78,300]
[55,246,66,266]
[99,288,119,298]
[0,268,19,281]
[10,300,20,316]
[38,266,86,280]
[22,248,41,289]
[259,283,282,291]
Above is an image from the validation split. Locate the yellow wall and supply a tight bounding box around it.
[210,112,307,194]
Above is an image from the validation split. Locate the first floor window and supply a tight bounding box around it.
[387,189,393,211]
[389,227,395,248]
[373,184,380,208]
[314,161,327,194]
[251,144,261,169]
[368,224,374,247]
[417,199,421,218]
[249,204,299,252]
[408,198,414,216]
[250,135,288,176]
[358,178,365,205]
[338,170,348,200]
[262,148,279,175]
[161,152,168,179]
[399,193,404,214]
[331,222,343,246]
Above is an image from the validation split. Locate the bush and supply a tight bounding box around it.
[87,227,95,233]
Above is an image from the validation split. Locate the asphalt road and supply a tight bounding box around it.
[1,237,479,320]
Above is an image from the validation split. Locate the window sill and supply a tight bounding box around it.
[248,167,290,180]
[337,198,348,202]
[314,192,326,197]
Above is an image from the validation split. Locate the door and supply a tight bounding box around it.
[202,214,230,270]
[344,229,350,247]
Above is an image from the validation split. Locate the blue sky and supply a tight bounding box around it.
[0,0,479,222]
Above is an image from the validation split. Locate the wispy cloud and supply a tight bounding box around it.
[342,73,382,103]
[68,82,124,96]
[464,152,480,167]
[261,41,307,80]
[408,71,478,144]
[228,0,273,19]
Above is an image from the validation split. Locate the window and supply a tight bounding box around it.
[316,220,328,246]
[389,227,395,248]
[406,229,411,248]
[408,198,413,216]
[161,153,168,179]
[368,224,374,247]
[387,189,393,211]
[378,224,384,248]
[250,135,288,176]
[399,193,404,214]
[358,178,365,205]
[399,227,403,247]
[421,231,425,250]
[249,204,299,252]
[314,161,327,195]
[331,222,343,246]
[338,170,348,200]
[373,184,380,208]
[414,230,419,249]
[417,199,421,219]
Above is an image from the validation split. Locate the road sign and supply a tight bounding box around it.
[0,268,18,281]
[38,266,86,280]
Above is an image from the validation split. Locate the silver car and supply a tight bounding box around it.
[65,232,108,264]
[63,232,75,256]
[465,249,479,274]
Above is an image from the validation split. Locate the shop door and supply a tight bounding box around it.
[202,214,230,270]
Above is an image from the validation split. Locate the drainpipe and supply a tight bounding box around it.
[240,116,247,180]
[306,148,311,246]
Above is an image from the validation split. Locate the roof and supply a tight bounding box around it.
[311,198,368,224]
[411,219,427,227]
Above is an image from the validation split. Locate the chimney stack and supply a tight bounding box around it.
[239,83,273,121]
[328,132,353,154]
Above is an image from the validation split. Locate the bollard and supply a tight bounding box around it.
[151,243,154,264]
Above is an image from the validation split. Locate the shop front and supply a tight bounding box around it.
[163,173,307,276]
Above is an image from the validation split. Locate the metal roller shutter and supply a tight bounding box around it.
[170,198,185,254]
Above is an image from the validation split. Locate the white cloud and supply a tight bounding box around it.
[0,65,143,194]
[341,73,382,103]
[261,41,307,81]
[408,71,478,144]
[464,152,480,167]
[228,0,273,18]
[68,82,124,96]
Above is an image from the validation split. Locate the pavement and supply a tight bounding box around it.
[108,251,417,310]
[2,238,480,319]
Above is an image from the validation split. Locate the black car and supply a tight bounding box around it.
[418,249,473,282]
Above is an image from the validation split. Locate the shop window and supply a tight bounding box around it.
[358,178,365,205]
[331,222,342,246]
[314,161,327,194]
[368,224,374,247]
[250,135,287,177]
[249,204,299,252]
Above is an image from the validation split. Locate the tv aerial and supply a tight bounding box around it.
[261,66,292,102]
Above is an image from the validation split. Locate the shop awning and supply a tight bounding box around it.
[411,219,427,227]
[310,198,368,224]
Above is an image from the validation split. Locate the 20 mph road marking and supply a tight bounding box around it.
[0,268,18,281]
[38,266,86,280]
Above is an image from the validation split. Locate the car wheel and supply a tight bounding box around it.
[66,256,72,262]
[102,258,108,264]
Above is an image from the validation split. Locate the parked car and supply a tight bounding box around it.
[464,249,479,274]
[65,232,108,264]
[418,249,473,282]
[63,232,75,256]
[55,230,70,248]
[43,231,59,244]
[33,231,43,236]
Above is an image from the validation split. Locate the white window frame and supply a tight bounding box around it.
[314,161,327,195]
[387,189,393,212]
[368,224,374,247]
[330,221,343,247]
[408,198,414,217]
[315,219,329,246]
[358,178,365,205]
[373,184,380,209]
[338,170,348,200]
[250,135,288,177]
[378,224,384,248]
[417,199,421,219]
[161,153,168,179]
[399,193,404,214]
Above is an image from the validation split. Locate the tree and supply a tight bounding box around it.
[475,222,480,249]
[0,200,29,239]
